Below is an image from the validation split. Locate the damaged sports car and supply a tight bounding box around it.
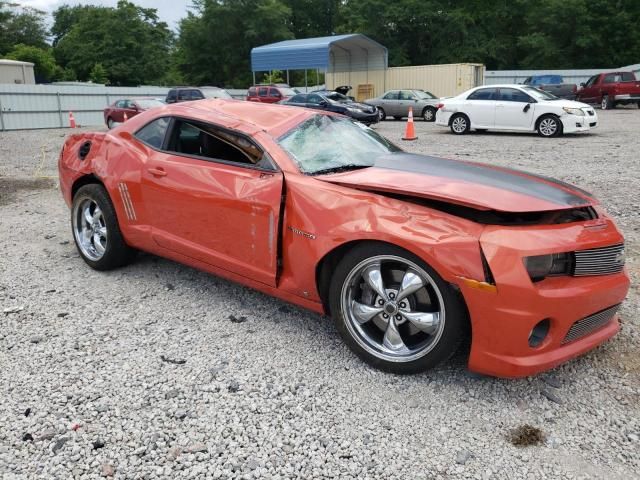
[58,100,629,378]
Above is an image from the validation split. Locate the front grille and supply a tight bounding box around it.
[562,304,620,344]
[573,243,625,276]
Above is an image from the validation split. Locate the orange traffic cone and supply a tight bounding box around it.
[123,112,128,122]
[402,107,417,141]
[69,111,76,129]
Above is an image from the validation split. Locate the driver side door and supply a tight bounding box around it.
[138,116,283,286]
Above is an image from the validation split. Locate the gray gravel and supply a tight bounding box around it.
[1,111,639,479]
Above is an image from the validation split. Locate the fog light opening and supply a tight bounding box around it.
[528,319,550,348]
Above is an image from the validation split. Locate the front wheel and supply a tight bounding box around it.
[377,107,386,121]
[72,184,135,270]
[422,106,436,122]
[107,117,114,129]
[537,114,562,137]
[601,95,613,110]
[329,243,467,374]
[450,113,470,134]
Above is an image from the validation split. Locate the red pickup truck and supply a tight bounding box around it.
[576,71,640,109]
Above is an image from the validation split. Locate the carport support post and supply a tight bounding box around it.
[316,68,319,88]
[286,70,289,85]
[305,70,307,91]
[253,71,256,86]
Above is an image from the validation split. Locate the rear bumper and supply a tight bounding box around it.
[460,219,629,378]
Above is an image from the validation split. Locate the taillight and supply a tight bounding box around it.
[436,103,444,109]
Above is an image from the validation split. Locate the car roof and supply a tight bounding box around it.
[167,98,323,137]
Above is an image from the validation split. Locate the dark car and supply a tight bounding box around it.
[103,97,164,129]
[166,87,232,104]
[523,75,577,100]
[280,91,379,125]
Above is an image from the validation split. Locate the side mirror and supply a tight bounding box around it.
[580,82,585,87]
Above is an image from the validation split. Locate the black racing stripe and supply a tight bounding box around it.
[374,153,590,207]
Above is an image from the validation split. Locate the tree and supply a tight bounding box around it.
[176,0,294,87]
[6,44,59,82]
[52,1,173,86]
[0,2,48,55]
[89,63,109,84]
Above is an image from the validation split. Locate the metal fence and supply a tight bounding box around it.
[484,63,640,86]
[0,84,169,131]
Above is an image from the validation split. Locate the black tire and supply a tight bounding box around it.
[601,95,613,110]
[393,116,403,121]
[107,117,114,129]
[422,106,437,122]
[536,114,563,137]
[377,107,386,121]
[475,129,487,133]
[71,184,136,270]
[449,113,470,135]
[637,102,640,109]
[328,242,468,374]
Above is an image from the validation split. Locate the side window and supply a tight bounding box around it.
[166,90,177,102]
[383,91,399,100]
[289,94,306,103]
[307,94,323,104]
[248,87,257,96]
[115,100,126,108]
[584,76,597,87]
[269,88,282,98]
[498,88,531,102]
[467,88,497,100]
[167,119,274,169]
[134,117,170,149]
[258,87,268,97]
[190,89,205,100]
[125,100,135,108]
[177,90,190,101]
[603,74,616,84]
[399,90,415,100]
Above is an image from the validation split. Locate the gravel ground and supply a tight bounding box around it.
[1,112,638,479]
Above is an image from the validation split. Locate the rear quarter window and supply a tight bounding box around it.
[134,117,170,149]
[248,87,257,96]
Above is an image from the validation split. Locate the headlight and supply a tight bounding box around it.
[523,253,572,281]
[563,107,584,116]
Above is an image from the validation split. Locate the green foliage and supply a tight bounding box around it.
[0,2,49,55]
[6,44,58,82]
[176,0,294,87]
[89,63,109,84]
[52,1,173,86]
[262,70,285,83]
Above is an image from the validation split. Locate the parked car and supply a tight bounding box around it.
[523,75,577,99]
[165,86,232,104]
[58,99,629,378]
[103,98,164,129]
[435,85,597,137]
[576,71,640,109]
[246,84,298,103]
[280,91,379,125]
[365,89,440,121]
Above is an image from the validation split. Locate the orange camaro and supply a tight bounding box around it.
[58,99,630,378]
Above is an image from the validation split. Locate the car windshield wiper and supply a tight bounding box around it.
[309,164,371,176]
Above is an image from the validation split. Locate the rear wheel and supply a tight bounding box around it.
[450,113,470,134]
[377,108,386,121]
[329,243,467,374]
[537,114,562,137]
[72,184,135,270]
[422,106,436,122]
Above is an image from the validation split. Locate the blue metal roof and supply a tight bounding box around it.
[251,34,387,72]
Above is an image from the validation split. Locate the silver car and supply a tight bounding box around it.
[365,89,440,122]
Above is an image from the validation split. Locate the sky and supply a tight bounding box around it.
[16,0,192,29]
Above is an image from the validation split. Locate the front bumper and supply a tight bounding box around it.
[560,111,598,133]
[348,110,379,125]
[459,217,629,378]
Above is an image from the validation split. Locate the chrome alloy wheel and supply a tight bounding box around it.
[340,255,446,363]
[539,117,558,136]
[73,198,107,261]
[423,108,435,121]
[451,116,467,133]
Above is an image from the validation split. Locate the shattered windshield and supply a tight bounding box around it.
[278,115,401,175]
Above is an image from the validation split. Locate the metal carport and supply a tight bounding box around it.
[250,34,388,88]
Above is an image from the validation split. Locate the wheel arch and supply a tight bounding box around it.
[71,173,105,200]
[448,111,469,126]
[535,112,561,130]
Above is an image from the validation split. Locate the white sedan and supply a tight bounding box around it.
[435,84,598,137]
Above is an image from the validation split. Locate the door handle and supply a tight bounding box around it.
[147,167,167,177]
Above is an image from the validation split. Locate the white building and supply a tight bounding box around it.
[0,59,36,85]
